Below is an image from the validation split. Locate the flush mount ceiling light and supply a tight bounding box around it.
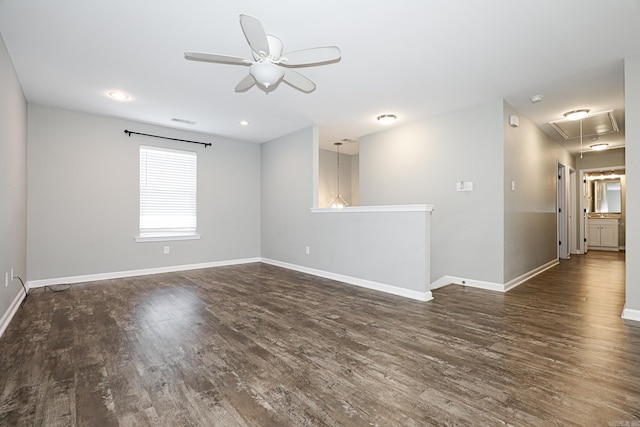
[239,120,250,126]
[530,95,543,103]
[377,114,397,125]
[108,91,131,101]
[590,143,609,151]
[563,109,590,121]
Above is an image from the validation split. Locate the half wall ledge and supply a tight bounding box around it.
[311,204,434,214]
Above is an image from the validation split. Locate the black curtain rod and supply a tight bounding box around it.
[124,130,212,148]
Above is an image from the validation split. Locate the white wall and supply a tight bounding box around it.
[359,101,505,284]
[27,105,261,281]
[503,102,575,282]
[0,34,27,331]
[624,54,640,318]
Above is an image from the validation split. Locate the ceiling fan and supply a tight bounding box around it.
[185,14,341,93]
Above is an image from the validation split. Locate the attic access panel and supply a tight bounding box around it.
[548,110,619,140]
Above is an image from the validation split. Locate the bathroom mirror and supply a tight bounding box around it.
[588,178,621,213]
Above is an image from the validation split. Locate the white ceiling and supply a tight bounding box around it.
[1,0,639,155]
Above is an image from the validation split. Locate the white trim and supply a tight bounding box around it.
[585,246,619,252]
[134,233,201,243]
[0,289,26,338]
[622,307,640,322]
[27,258,260,288]
[261,258,432,302]
[503,259,559,292]
[431,275,504,292]
[311,204,434,214]
[430,259,559,293]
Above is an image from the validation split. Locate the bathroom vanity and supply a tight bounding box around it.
[587,215,620,251]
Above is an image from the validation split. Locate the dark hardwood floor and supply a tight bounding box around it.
[1,251,638,426]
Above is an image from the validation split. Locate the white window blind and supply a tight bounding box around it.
[139,145,197,237]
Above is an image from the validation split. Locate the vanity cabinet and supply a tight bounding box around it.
[587,218,619,251]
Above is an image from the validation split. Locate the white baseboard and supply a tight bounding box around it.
[0,289,26,338]
[622,307,640,322]
[261,258,432,302]
[27,258,261,289]
[431,275,503,292]
[430,259,559,293]
[503,259,559,292]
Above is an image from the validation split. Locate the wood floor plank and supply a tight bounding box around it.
[1,250,639,425]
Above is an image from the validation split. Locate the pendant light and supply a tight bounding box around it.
[328,142,348,208]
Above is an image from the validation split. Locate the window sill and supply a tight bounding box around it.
[134,233,201,243]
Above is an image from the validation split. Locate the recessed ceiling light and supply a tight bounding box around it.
[171,118,197,125]
[377,114,397,125]
[590,143,609,151]
[530,95,543,103]
[563,109,590,120]
[108,91,130,101]
[239,120,250,126]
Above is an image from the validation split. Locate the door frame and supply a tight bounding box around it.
[557,163,569,259]
[578,165,625,254]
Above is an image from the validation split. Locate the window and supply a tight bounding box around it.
[136,145,199,242]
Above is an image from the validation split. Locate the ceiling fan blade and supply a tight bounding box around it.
[283,69,316,93]
[235,74,256,92]
[239,14,270,56]
[281,46,341,67]
[184,52,251,65]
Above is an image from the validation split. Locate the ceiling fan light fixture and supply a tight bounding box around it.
[590,143,609,151]
[250,62,284,88]
[563,109,590,121]
[377,114,397,125]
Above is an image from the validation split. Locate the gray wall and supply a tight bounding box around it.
[0,34,27,323]
[503,102,575,282]
[359,101,505,284]
[350,155,360,207]
[625,54,640,314]
[27,105,261,281]
[261,127,430,296]
[261,127,316,264]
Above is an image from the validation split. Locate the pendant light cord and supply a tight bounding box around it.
[336,144,341,196]
[580,119,583,159]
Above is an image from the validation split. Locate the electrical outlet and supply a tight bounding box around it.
[305,246,310,255]
[163,246,170,255]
